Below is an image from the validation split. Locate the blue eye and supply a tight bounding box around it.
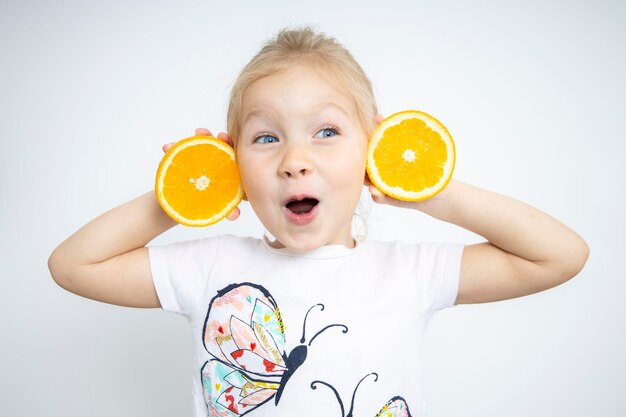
[254,135,279,144]
[315,127,339,138]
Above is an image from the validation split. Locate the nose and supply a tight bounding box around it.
[279,142,314,179]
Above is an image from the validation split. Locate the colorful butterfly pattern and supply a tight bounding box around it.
[201,282,348,416]
[374,396,411,417]
[311,373,413,417]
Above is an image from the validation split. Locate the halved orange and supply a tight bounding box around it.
[367,110,455,201]
[155,135,244,227]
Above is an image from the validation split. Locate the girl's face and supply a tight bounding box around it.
[236,63,368,252]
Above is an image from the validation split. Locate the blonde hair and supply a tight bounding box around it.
[226,26,378,145]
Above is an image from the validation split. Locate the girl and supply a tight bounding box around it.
[48,27,589,417]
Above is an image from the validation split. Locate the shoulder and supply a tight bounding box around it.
[149,234,264,261]
[358,240,464,311]
[359,239,464,262]
[216,234,264,250]
[357,240,464,283]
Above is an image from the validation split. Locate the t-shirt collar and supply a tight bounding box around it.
[261,235,360,259]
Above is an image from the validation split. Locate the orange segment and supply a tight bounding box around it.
[155,135,244,226]
[367,110,455,201]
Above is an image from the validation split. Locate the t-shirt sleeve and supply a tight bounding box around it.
[413,241,465,317]
[148,236,221,317]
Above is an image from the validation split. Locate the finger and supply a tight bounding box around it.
[216,132,234,146]
[375,114,385,125]
[368,184,387,203]
[195,127,213,136]
[162,142,176,153]
[226,207,240,221]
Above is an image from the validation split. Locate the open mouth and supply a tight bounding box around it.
[285,197,319,215]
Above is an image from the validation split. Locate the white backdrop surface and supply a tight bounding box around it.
[1,0,624,416]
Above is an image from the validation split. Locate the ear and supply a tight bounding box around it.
[374,114,385,126]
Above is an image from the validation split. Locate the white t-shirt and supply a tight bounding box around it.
[149,234,464,417]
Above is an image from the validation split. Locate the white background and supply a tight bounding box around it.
[2,0,624,416]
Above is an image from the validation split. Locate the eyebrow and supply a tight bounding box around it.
[243,101,351,124]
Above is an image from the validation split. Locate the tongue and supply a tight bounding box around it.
[286,199,318,214]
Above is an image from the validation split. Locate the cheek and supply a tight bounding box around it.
[240,169,264,199]
[239,170,273,218]
[236,156,265,198]
[337,141,367,174]
[328,150,367,191]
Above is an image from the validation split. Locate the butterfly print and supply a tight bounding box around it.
[373,397,412,417]
[311,373,412,417]
[201,282,348,416]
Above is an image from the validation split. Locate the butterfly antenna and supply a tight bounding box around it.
[346,372,379,417]
[300,303,324,343]
[308,324,349,346]
[310,380,345,417]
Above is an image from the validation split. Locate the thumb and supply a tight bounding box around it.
[226,207,241,221]
[368,184,388,204]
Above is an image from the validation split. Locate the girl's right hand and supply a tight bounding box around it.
[162,127,242,221]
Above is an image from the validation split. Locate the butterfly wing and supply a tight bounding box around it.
[203,283,287,363]
[201,283,288,415]
[375,396,412,417]
[202,360,279,416]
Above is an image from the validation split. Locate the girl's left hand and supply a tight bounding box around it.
[364,114,457,216]
[365,173,456,214]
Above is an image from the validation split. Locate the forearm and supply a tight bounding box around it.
[418,179,589,272]
[51,191,177,267]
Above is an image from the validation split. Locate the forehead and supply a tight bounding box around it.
[243,101,351,125]
[241,64,356,122]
